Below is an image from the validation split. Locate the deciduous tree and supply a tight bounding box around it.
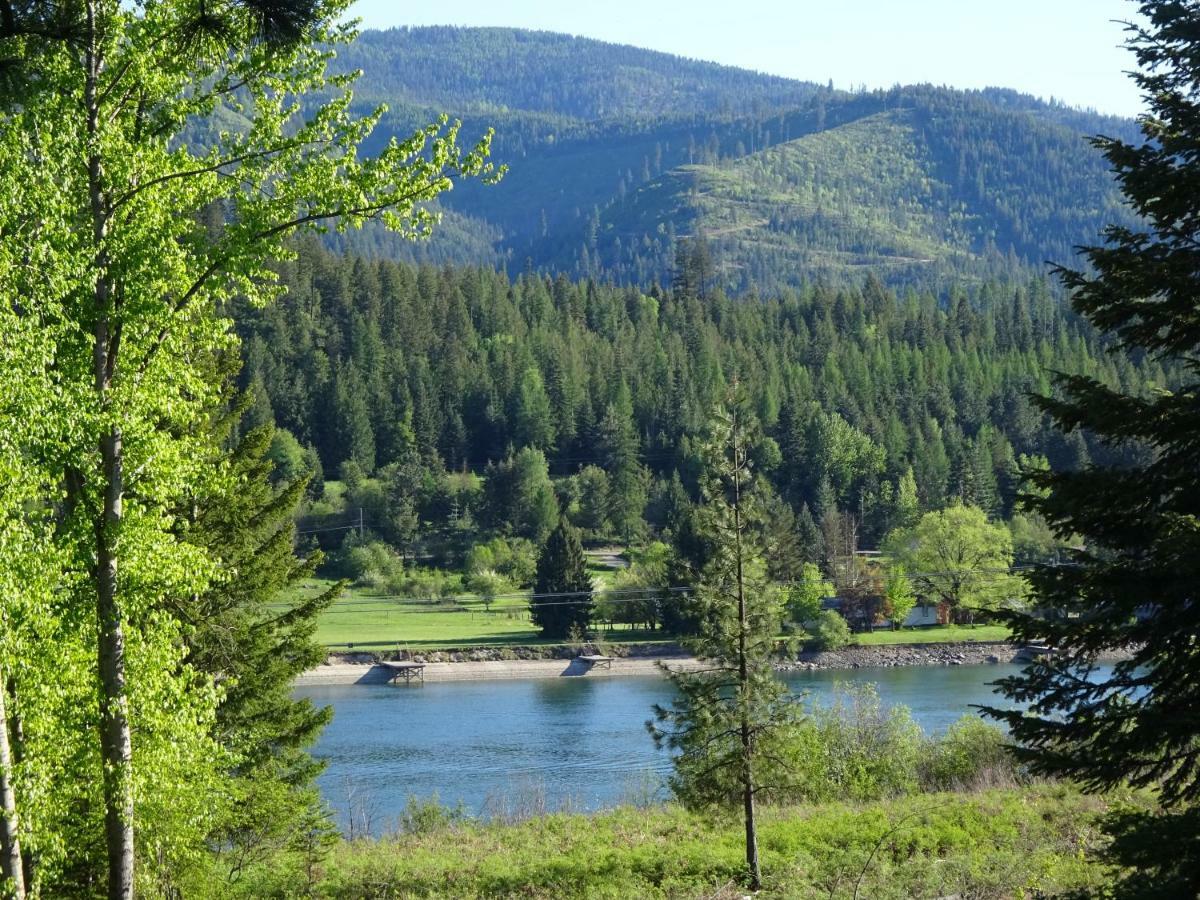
[883,504,1023,623]
[0,1,498,895]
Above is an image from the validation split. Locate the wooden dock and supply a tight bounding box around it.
[380,661,426,684]
[578,654,613,670]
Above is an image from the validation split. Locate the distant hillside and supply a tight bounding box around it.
[593,90,1129,291]
[337,27,821,120]
[326,27,1137,294]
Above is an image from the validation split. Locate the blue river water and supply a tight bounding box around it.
[295,662,1058,830]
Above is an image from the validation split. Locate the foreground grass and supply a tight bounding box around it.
[241,786,1119,898]
[852,625,1011,646]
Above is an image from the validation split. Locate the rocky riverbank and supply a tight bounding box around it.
[299,640,1134,685]
[301,640,1013,685]
[782,641,1018,670]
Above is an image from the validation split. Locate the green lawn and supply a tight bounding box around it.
[286,578,1012,651]
[285,578,664,649]
[853,625,1011,646]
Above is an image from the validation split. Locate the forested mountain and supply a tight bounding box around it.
[314,27,1139,294]
[240,241,1164,550]
[338,27,819,120]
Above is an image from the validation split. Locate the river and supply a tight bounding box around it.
[294,662,1064,831]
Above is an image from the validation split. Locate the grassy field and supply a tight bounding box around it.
[290,578,1013,650]
[234,785,1120,898]
[852,625,1011,646]
[288,579,664,649]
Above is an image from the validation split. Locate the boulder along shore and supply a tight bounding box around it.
[296,640,1124,686]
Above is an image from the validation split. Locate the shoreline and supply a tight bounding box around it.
[295,640,1093,686]
[295,655,705,685]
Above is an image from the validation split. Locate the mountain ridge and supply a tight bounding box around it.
[325,27,1137,294]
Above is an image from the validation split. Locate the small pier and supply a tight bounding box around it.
[380,660,426,684]
[1018,643,1059,660]
[577,654,614,670]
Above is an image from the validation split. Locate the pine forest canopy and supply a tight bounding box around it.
[241,242,1170,549]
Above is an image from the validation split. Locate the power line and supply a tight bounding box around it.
[295,523,363,536]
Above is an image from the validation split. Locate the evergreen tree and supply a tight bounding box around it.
[598,391,648,544]
[988,6,1200,886]
[513,366,556,452]
[183,414,338,883]
[649,390,798,892]
[335,363,377,474]
[571,464,612,537]
[794,503,825,566]
[531,519,594,639]
[762,490,806,583]
[483,448,558,542]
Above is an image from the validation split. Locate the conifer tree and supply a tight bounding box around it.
[182,407,338,882]
[649,389,798,892]
[531,519,593,639]
[598,390,648,544]
[513,367,556,452]
[987,4,1200,887]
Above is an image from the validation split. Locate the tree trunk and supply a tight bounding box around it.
[0,676,25,899]
[96,430,134,900]
[6,682,31,893]
[741,755,759,892]
[731,429,761,892]
[86,3,135,896]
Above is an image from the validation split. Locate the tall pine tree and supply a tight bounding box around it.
[988,4,1200,891]
[649,390,798,891]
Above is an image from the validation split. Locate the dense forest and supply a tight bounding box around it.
[239,240,1162,556]
[304,28,1141,294]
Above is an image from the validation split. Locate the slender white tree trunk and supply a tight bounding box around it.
[0,676,25,899]
[85,3,135,896]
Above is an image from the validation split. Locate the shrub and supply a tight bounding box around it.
[921,715,1016,791]
[797,683,924,802]
[397,569,464,604]
[394,795,467,836]
[336,536,404,588]
[466,536,538,587]
[810,610,851,650]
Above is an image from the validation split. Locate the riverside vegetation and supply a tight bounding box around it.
[201,686,1140,898]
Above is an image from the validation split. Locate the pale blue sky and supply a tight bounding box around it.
[350,0,1145,118]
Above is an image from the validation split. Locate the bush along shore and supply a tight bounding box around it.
[228,785,1128,898]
